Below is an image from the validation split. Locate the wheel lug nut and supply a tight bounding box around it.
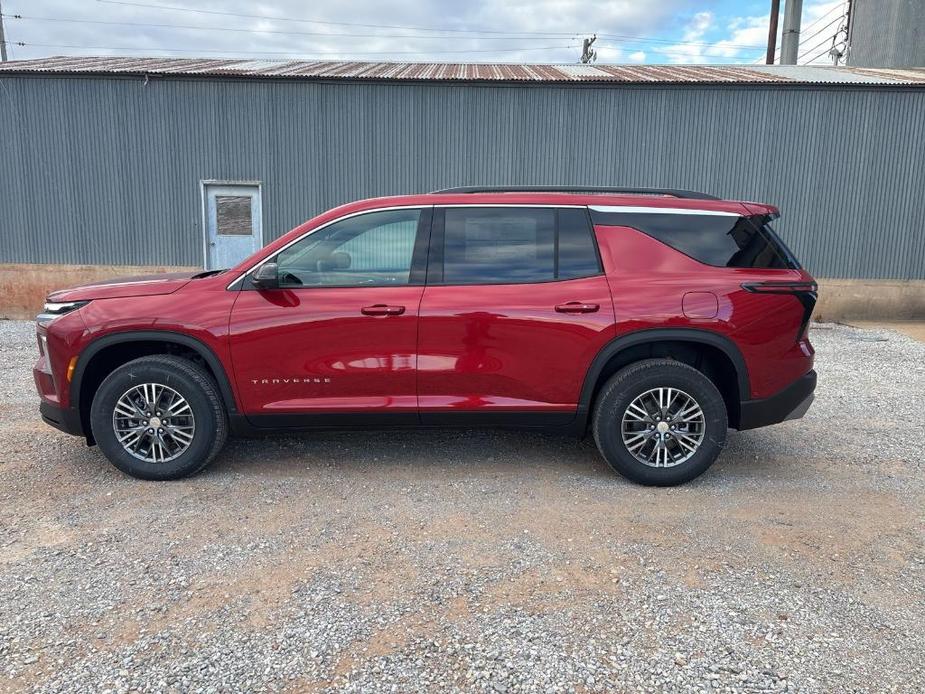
[147,428,154,434]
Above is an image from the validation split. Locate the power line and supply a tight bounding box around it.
[94,0,583,37]
[595,32,764,50]
[1,13,580,42]
[0,40,580,57]
[798,34,840,61]
[594,43,753,62]
[799,2,847,35]
[89,1,769,52]
[795,13,846,48]
[6,13,769,56]
[754,2,848,64]
[802,46,836,64]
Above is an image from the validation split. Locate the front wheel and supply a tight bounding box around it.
[90,355,228,480]
[592,359,727,486]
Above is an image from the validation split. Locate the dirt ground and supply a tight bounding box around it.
[0,320,923,693]
[845,320,925,343]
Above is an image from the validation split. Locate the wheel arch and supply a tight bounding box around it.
[577,328,750,431]
[72,331,239,436]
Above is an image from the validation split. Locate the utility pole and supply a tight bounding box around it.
[765,0,781,64]
[0,0,9,62]
[580,35,597,63]
[780,0,803,64]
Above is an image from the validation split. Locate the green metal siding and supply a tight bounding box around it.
[1,76,923,279]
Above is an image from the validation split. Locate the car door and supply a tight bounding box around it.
[229,207,431,425]
[417,206,616,426]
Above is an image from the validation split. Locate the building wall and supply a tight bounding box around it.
[1,75,924,282]
[848,0,925,68]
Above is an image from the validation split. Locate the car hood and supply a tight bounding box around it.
[47,272,199,302]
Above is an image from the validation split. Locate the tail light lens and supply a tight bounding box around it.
[742,280,818,342]
[741,280,817,295]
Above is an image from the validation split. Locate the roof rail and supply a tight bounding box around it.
[431,185,720,200]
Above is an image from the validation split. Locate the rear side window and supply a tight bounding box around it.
[439,207,601,285]
[589,209,798,269]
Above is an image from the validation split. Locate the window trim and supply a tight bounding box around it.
[232,205,430,291]
[227,203,597,291]
[427,205,604,288]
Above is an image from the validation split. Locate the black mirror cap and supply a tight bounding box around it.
[252,262,279,289]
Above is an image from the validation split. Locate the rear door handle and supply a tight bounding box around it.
[361,304,405,316]
[555,302,600,314]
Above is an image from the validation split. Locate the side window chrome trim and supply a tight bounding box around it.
[589,205,740,217]
[434,204,586,209]
[225,204,427,290]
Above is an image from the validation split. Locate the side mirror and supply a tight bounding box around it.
[251,262,279,290]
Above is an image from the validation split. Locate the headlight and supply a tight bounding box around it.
[37,300,88,326]
[43,301,88,314]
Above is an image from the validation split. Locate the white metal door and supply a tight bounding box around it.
[202,182,263,270]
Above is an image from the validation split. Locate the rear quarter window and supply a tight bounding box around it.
[589,209,798,269]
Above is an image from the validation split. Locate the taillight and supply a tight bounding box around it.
[741,280,817,294]
[741,281,817,342]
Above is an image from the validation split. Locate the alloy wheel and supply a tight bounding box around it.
[112,383,196,463]
[621,387,705,468]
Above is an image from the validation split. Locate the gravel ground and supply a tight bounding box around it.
[0,319,923,693]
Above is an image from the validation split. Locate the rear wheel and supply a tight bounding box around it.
[90,355,227,480]
[592,359,727,486]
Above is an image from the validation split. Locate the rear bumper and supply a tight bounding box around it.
[39,400,85,437]
[737,370,816,431]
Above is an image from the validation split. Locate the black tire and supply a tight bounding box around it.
[90,355,228,480]
[592,359,727,486]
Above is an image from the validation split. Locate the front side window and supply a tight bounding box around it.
[276,209,421,287]
[440,207,601,285]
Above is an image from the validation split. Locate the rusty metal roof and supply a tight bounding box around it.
[2,57,925,85]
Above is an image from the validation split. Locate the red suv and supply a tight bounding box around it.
[34,187,817,485]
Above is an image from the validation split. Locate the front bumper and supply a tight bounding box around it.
[737,370,816,431]
[39,400,85,437]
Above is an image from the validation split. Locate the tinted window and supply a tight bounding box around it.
[443,208,555,284]
[557,208,601,279]
[276,209,420,287]
[589,210,797,269]
[440,208,602,285]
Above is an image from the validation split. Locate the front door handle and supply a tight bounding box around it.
[361,304,405,316]
[555,302,600,314]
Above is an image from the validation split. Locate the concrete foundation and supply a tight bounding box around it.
[1,264,923,322]
[812,279,925,322]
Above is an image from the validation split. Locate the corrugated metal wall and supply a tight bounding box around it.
[848,0,925,68]
[1,76,923,279]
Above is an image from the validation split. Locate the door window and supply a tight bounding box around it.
[215,196,254,235]
[276,209,421,287]
[440,207,601,285]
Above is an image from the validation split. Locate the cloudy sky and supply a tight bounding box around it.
[1,0,847,65]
